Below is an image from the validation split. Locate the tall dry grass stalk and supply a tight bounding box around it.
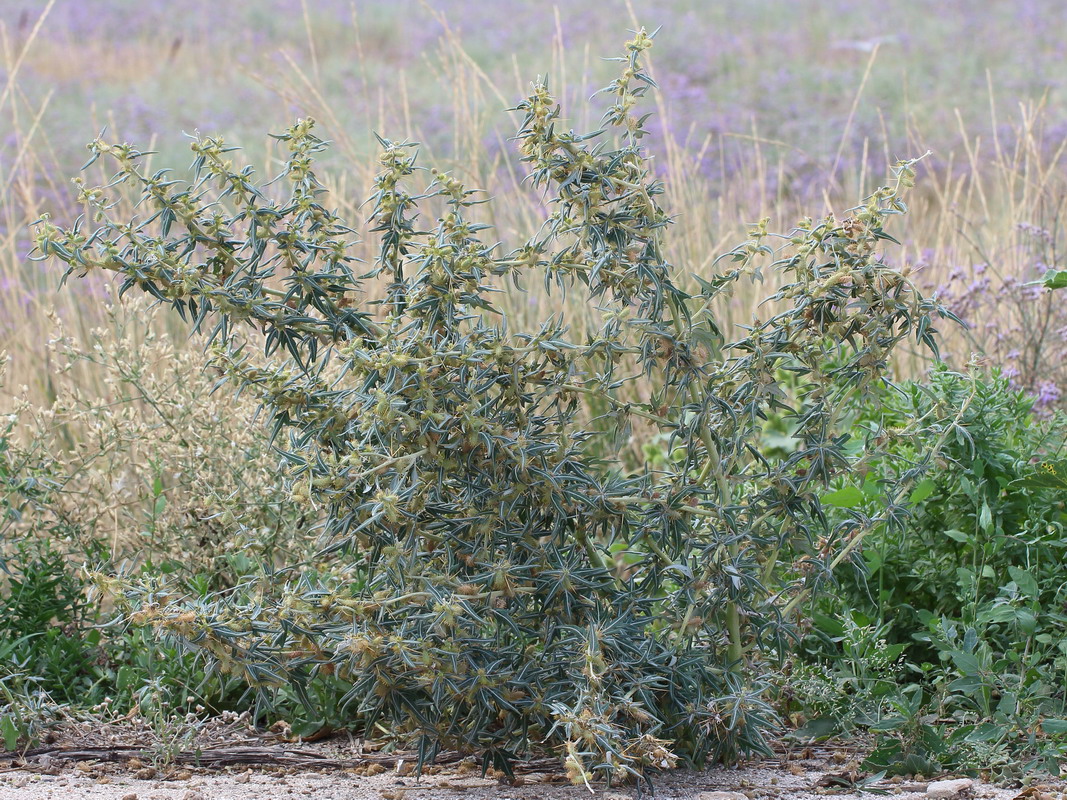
[2,8,1064,427]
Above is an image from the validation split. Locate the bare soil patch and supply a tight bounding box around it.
[0,717,1061,800]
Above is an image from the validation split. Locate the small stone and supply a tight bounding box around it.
[234,771,252,784]
[122,794,139,800]
[698,793,748,800]
[927,778,975,799]
[171,770,193,782]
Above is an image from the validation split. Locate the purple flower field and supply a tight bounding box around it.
[2,0,1066,406]
[6,1,1067,189]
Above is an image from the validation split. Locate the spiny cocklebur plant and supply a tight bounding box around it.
[35,30,955,784]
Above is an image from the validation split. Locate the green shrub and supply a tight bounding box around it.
[1,356,103,704]
[789,368,1067,776]
[839,368,1067,656]
[0,538,102,705]
[36,31,952,782]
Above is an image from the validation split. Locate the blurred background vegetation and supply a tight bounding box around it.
[3,0,1067,406]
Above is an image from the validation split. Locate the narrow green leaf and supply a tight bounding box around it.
[978,501,993,532]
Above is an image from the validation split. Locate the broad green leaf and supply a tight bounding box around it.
[1007,565,1039,598]
[1014,608,1037,634]
[1042,268,1067,290]
[117,664,136,691]
[793,717,841,739]
[949,674,984,693]
[950,650,982,675]
[979,605,1016,624]
[864,550,883,574]
[908,479,936,505]
[0,717,19,751]
[883,643,907,661]
[869,715,907,731]
[822,486,864,508]
[966,722,1009,742]
[289,718,325,738]
[812,613,845,637]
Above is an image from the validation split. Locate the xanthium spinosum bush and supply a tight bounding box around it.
[35,30,954,783]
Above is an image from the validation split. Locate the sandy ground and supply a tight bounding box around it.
[2,756,1062,800]
[0,718,1060,800]
[0,759,1056,800]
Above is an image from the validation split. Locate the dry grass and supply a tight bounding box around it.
[2,4,1065,423]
